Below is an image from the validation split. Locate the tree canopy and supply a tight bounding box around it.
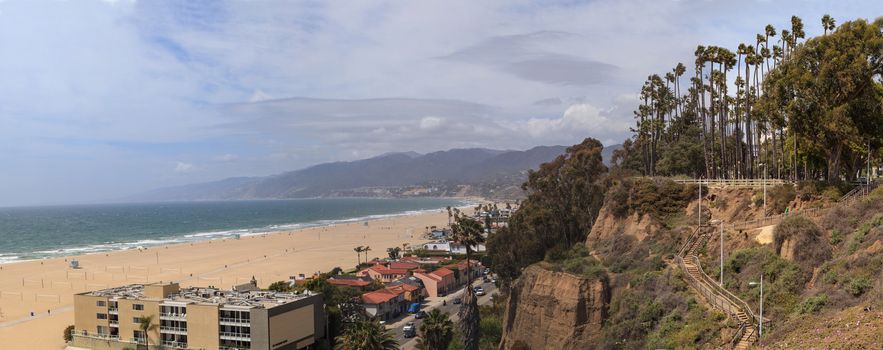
[617,15,883,183]
[487,137,608,285]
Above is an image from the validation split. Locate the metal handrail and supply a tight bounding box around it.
[677,226,703,257]
[687,255,757,324]
[672,178,789,187]
[730,322,747,346]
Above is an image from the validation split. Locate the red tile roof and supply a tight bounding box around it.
[367,266,410,275]
[361,289,399,304]
[388,262,420,270]
[385,284,419,294]
[432,267,454,278]
[328,279,371,287]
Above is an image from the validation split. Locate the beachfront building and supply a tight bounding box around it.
[327,275,373,290]
[421,240,486,255]
[387,277,426,302]
[413,267,457,297]
[361,288,406,321]
[357,265,410,283]
[71,282,325,350]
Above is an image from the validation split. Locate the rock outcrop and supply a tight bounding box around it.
[499,265,609,350]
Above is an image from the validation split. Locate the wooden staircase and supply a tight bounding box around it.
[734,326,758,350]
[677,225,759,349]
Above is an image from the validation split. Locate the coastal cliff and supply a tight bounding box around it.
[499,265,609,350]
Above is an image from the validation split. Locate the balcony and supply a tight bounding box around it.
[74,330,120,341]
[219,317,251,326]
[161,340,189,349]
[160,326,188,335]
[107,307,118,314]
[108,320,119,327]
[160,313,187,321]
[219,332,251,341]
[219,346,250,350]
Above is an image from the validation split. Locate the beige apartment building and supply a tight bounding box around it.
[71,282,325,350]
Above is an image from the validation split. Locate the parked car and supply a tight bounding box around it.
[453,297,462,304]
[476,289,486,296]
[414,311,427,319]
[403,321,416,338]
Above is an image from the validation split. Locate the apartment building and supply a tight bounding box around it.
[71,282,325,350]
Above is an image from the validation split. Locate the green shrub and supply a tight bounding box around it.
[822,186,842,202]
[768,184,796,214]
[796,181,819,201]
[846,277,872,297]
[822,269,838,284]
[773,216,831,273]
[797,293,828,314]
[830,229,844,245]
[63,325,74,343]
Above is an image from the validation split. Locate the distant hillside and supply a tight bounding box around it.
[131,144,620,201]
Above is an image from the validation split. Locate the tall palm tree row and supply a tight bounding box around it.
[416,309,455,350]
[335,319,398,350]
[622,14,883,184]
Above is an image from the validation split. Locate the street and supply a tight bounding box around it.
[387,278,499,349]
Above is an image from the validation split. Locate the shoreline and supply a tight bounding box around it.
[0,198,478,265]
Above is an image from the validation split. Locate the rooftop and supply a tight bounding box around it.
[81,283,318,309]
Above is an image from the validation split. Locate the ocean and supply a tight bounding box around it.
[0,197,467,263]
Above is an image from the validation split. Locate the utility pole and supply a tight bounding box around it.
[698,178,702,227]
[719,220,724,286]
[751,275,764,338]
[762,163,767,216]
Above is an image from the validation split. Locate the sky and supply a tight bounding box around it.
[0,0,880,206]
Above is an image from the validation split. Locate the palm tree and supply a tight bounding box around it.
[416,309,454,350]
[450,215,485,350]
[354,246,364,267]
[136,315,158,348]
[363,246,372,263]
[821,14,835,35]
[386,247,401,260]
[335,319,398,350]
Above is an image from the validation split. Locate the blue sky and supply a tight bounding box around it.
[0,0,880,206]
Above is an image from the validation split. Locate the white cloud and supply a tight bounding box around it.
[174,162,195,173]
[419,116,443,130]
[213,154,239,162]
[2,0,880,205]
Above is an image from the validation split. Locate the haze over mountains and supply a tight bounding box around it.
[130,145,619,201]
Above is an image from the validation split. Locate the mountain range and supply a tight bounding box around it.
[129,144,620,201]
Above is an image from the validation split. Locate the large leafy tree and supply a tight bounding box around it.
[759,18,883,182]
[416,309,454,350]
[619,15,882,183]
[335,319,398,350]
[488,138,608,286]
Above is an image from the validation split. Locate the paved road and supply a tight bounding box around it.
[387,279,498,349]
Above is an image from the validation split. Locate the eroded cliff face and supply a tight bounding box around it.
[499,265,609,350]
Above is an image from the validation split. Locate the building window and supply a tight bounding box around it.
[96,326,108,335]
[132,304,144,310]
[96,300,106,307]
[96,313,108,320]
[133,317,143,324]
[133,330,146,344]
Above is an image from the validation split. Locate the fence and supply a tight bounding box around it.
[672,178,789,187]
